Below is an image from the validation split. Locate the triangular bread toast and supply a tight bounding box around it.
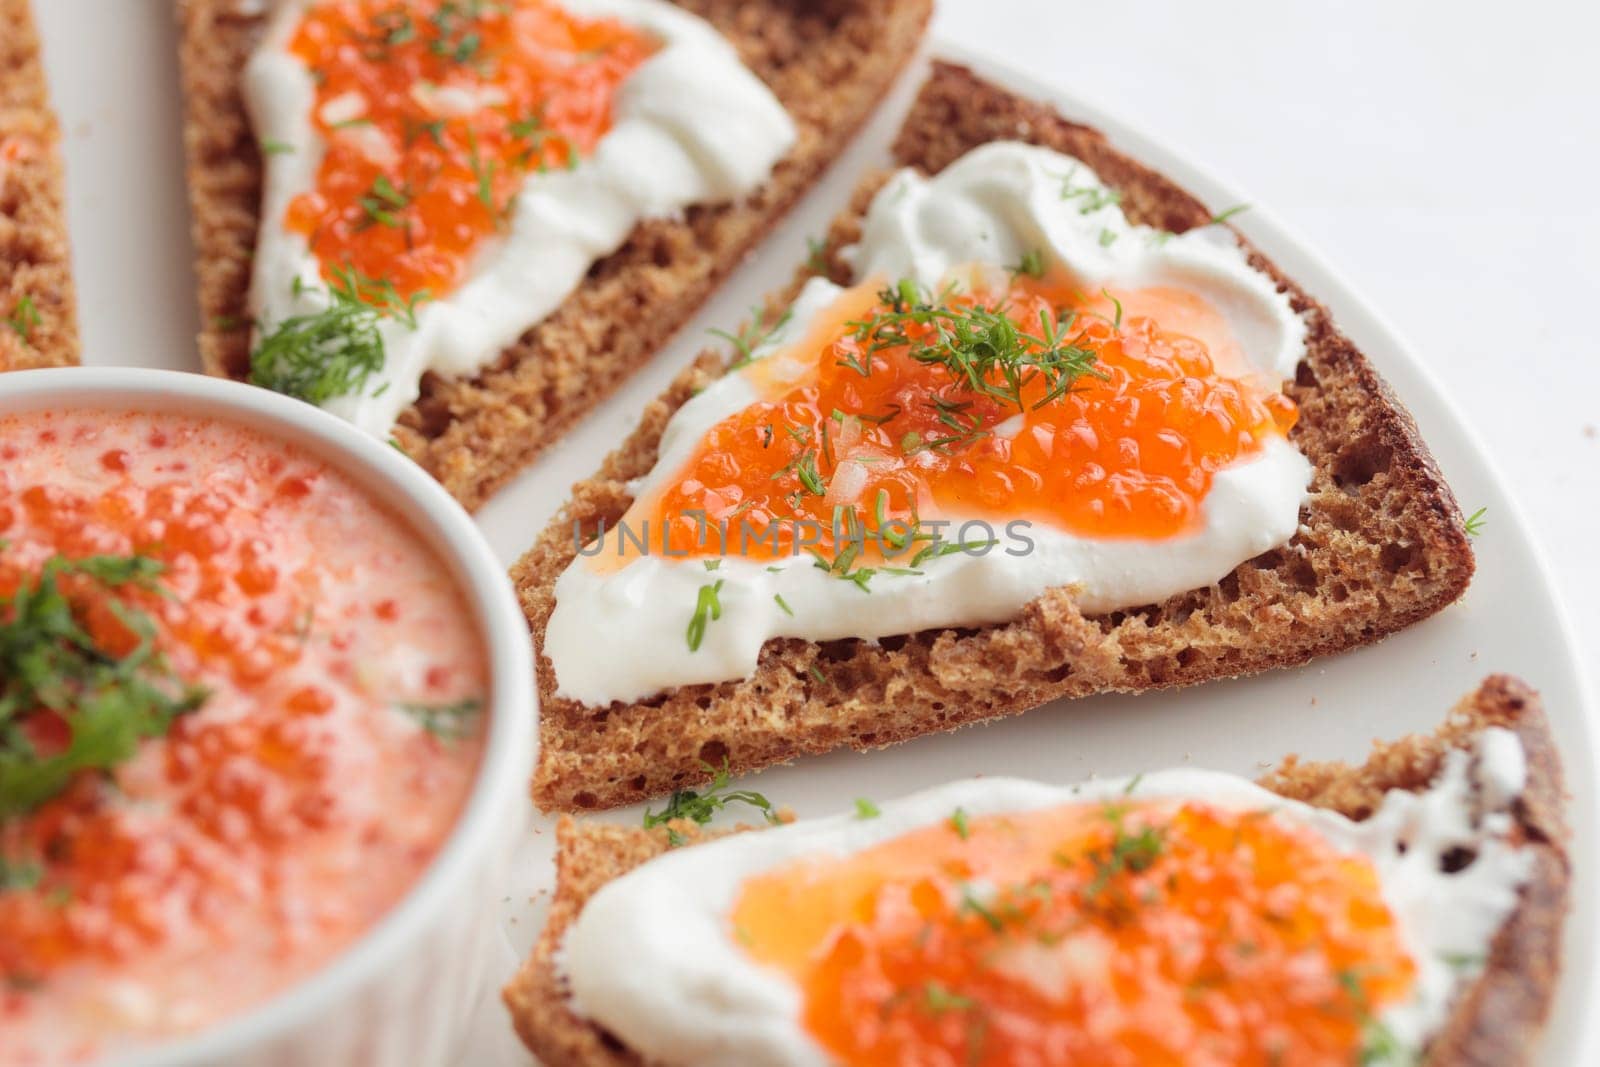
[174,0,934,508]
[0,0,78,372]
[505,675,1569,1066]
[517,62,1477,812]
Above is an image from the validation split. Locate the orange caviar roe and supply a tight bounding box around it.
[0,411,485,1052]
[284,0,655,299]
[732,800,1415,1066]
[634,278,1297,564]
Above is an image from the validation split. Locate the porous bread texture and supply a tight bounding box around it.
[518,62,1478,813]
[504,674,1571,1067]
[174,0,935,509]
[0,0,79,372]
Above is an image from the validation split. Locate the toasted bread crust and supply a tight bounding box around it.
[1261,675,1571,1066]
[519,62,1477,812]
[0,0,78,372]
[174,0,934,509]
[505,675,1571,1066]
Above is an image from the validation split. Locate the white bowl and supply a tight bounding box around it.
[0,367,536,1067]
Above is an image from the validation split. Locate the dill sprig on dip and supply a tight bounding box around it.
[0,551,207,819]
[249,264,428,406]
[398,697,483,741]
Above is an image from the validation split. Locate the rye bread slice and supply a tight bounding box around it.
[0,0,79,372]
[517,61,1478,812]
[504,674,1570,1067]
[174,0,933,510]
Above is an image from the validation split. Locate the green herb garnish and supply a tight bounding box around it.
[685,579,724,652]
[1463,507,1487,537]
[0,854,42,893]
[805,236,830,275]
[249,265,428,406]
[710,305,794,370]
[466,127,497,213]
[357,174,413,231]
[7,295,40,344]
[847,279,1104,415]
[0,554,206,818]
[950,806,971,839]
[922,981,977,1014]
[853,797,880,819]
[428,0,498,64]
[1335,967,1416,1065]
[643,759,780,837]
[1008,248,1046,280]
[399,697,483,741]
[773,448,826,498]
[1060,169,1122,214]
[1209,203,1251,226]
[1082,804,1165,903]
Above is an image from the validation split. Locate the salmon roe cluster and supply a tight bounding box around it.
[285,0,655,299]
[0,414,483,998]
[643,277,1298,562]
[732,800,1415,1066]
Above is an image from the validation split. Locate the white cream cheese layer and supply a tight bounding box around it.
[243,0,795,436]
[562,730,1533,1067]
[546,142,1313,706]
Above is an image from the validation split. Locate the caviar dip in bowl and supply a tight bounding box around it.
[0,367,534,1066]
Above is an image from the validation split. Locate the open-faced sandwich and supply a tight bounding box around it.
[0,0,78,372]
[516,62,1478,811]
[506,675,1570,1066]
[175,0,933,508]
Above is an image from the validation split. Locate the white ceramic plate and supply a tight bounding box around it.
[34,3,1598,1063]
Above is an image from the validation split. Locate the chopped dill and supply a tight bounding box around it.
[399,697,483,741]
[710,305,794,369]
[0,553,207,817]
[7,295,40,344]
[643,758,780,838]
[249,264,428,406]
[1209,203,1251,226]
[685,579,724,652]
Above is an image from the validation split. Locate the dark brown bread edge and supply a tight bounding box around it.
[504,675,1572,1067]
[0,0,79,372]
[174,0,934,510]
[1261,675,1572,1066]
[520,61,1477,812]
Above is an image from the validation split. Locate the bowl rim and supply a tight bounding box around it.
[0,366,536,1065]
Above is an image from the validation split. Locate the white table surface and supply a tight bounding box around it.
[934,0,1600,673]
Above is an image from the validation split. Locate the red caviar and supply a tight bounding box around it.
[732,799,1414,1066]
[284,0,655,299]
[0,411,486,1056]
[633,277,1297,566]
